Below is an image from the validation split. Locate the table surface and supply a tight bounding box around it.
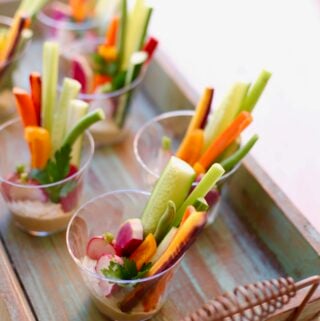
[148,0,320,231]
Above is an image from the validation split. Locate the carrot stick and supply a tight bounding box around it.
[193,111,253,175]
[176,129,204,166]
[98,44,118,61]
[129,234,157,270]
[25,127,51,169]
[29,72,41,126]
[92,73,112,92]
[176,88,213,158]
[105,16,119,46]
[69,0,86,22]
[143,37,158,63]
[180,205,196,226]
[13,87,38,127]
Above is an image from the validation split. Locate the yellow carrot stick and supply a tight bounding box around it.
[193,111,253,175]
[13,87,38,127]
[25,127,51,169]
[176,129,204,166]
[176,88,213,158]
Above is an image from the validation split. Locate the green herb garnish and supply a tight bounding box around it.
[101,258,152,281]
[30,144,74,203]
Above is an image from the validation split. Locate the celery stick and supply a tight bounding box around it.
[193,197,209,212]
[66,100,89,166]
[117,0,127,69]
[154,200,175,243]
[63,108,105,148]
[137,7,153,50]
[220,134,259,172]
[241,70,272,113]
[51,78,81,153]
[174,163,225,226]
[42,42,59,133]
[114,51,147,127]
[203,82,249,150]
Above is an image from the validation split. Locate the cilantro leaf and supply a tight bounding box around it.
[101,258,152,281]
[30,144,75,203]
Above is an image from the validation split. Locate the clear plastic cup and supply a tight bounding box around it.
[37,1,99,47]
[0,15,32,121]
[0,118,94,236]
[133,110,240,225]
[59,38,146,147]
[66,189,182,321]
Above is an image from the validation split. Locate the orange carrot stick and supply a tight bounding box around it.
[176,129,204,166]
[29,72,42,126]
[176,88,213,157]
[69,0,86,22]
[98,44,118,61]
[130,234,157,270]
[105,16,119,46]
[25,127,51,169]
[13,87,38,127]
[193,111,253,175]
[180,205,196,226]
[92,73,112,92]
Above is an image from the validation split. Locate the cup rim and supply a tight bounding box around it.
[0,118,95,188]
[0,15,32,67]
[59,37,147,100]
[37,4,98,31]
[133,110,241,184]
[66,189,183,284]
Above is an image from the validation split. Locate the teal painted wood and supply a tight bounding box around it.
[226,156,320,280]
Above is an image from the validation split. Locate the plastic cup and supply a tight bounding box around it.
[59,37,146,147]
[133,110,240,225]
[66,189,182,321]
[0,15,32,121]
[0,118,94,236]
[37,1,99,47]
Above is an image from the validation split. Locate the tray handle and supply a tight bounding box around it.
[181,275,320,321]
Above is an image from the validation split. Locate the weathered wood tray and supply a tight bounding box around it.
[1,2,320,320]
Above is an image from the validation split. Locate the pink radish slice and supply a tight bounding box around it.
[49,1,71,20]
[1,174,47,203]
[96,254,123,296]
[86,236,116,260]
[114,218,144,256]
[71,55,93,94]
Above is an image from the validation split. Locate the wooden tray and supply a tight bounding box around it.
[1,2,320,320]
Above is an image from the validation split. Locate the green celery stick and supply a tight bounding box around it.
[63,108,105,148]
[154,200,176,243]
[66,100,89,166]
[114,51,147,127]
[117,0,127,70]
[204,82,249,150]
[174,163,225,226]
[220,134,259,172]
[51,78,81,153]
[241,70,272,113]
[193,197,209,212]
[137,7,153,50]
[42,41,59,133]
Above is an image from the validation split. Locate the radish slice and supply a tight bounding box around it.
[71,55,93,94]
[86,236,116,260]
[114,218,144,256]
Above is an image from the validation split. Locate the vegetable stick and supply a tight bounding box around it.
[42,41,59,133]
[220,134,259,172]
[29,72,42,126]
[51,78,81,153]
[66,99,89,166]
[137,7,153,50]
[69,0,87,22]
[176,129,204,166]
[63,108,105,148]
[194,111,253,175]
[117,0,127,69]
[98,45,118,61]
[105,16,119,46]
[25,127,51,169]
[174,163,224,226]
[203,82,249,150]
[92,74,112,92]
[154,201,175,243]
[143,37,158,63]
[129,234,157,270]
[240,70,272,113]
[180,206,196,226]
[13,87,38,127]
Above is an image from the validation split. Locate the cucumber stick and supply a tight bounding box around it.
[203,82,249,150]
[141,156,196,235]
[174,163,225,226]
[240,70,272,113]
[42,41,59,133]
[154,200,176,243]
[51,78,81,153]
[63,108,105,148]
[220,134,259,172]
[66,100,89,166]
